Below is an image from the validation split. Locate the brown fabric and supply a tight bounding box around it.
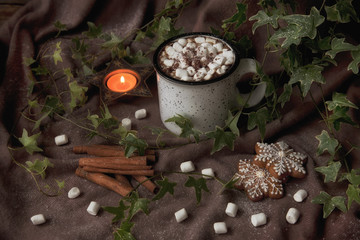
[1,0,360,239]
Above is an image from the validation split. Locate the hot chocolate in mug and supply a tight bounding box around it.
[153,32,266,135]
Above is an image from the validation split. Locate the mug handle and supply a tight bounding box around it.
[234,58,266,108]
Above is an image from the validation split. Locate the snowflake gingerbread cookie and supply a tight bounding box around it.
[254,141,307,181]
[233,159,284,202]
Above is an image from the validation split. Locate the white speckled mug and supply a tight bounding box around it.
[153,32,266,135]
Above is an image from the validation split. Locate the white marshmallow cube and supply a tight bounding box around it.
[30,214,46,225]
[201,168,215,179]
[208,62,219,70]
[207,46,217,56]
[165,46,176,56]
[225,202,238,217]
[187,66,196,76]
[216,67,226,75]
[213,42,223,52]
[251,213,267,227]
[293,189,308,203]
[286,208,300,224]
[174,208,188,223]
[121,118,132,131]
[178,38,187,46]
[225,57,235,65]
[193,71,206,81]
[223,50,235,59]
[213,222,227,234]
[213,55,225,65]
[173,42,183,52]
[163,59,174,67]
[135,109,147,119]
[196,46,208,57]
[180,161,195,172]
[194,37,205,43]
[55,134,68,146]
[68,187,80,199]
[175,68,188,79]
[186,42,196,49]
[87,201,101,216]
[201,42,212,48]
[206,37,216,44]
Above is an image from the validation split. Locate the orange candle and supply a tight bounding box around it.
[104,69,139,93]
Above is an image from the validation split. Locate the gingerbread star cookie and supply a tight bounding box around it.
[254,141,307,181]
[234,159,284,202]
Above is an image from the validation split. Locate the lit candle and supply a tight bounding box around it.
[104,69,139,93]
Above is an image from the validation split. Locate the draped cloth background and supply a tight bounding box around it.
[1,0,360,239]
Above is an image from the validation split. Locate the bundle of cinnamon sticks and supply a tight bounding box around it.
[73,144,157,197]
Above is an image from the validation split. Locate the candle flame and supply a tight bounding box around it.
[120,76,125,83]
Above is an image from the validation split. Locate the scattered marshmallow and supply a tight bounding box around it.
[293,189,308,203]
[180,161,195,172]
[121,118,131,131]
[225,202,238,217]
[178,38,187,46]
[87,201,101,216]
[135,109,147,119]
[30,214,46,225]
[201,168,215,179]
[55,134,68,146]
[251,213,267,227]
[194,37,205,43]
[286,208,300,224]
[213,222,227,234]
[68,187,81,199]
[174,208,188,223]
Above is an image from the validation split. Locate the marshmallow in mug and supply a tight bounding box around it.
[158,35,235,82]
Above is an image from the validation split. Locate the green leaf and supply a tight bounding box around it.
[54,20,67,37]
[124,49,151,65]
[345,169,360,186]
[103,200,129,223]
[87,113,100,129]
[218,176,240,194]
[348,50,360,74]
[288,64,325,97]
[315,130,339,156]
[31,65,50,76]
[63,68,73,82]
[101,105,119,129]
[165,114,202,142]
[315,161,342,183]
[222,3,247,28]
[69,81,88,111]
[184,176,209,204]
[53,41,63,65]
[18,129,43,155]
[23,57,36,67]
[326,92,358,111]
[249,10,279,34]
[121,133,148,157]
[326,38,359,59]
[152,177,177,201]
[206,126,236,154]
[225,111,240,136]
[84,22,102,38]
[33,112,50,131]
[325,0,358,23]
[327,106,358,131]
[346,184,360,209]
[114,220,136,240]
[41,95,65,116]
[247,107,271,141]
[278,83,292,108]
[311,191,347,218]
[125,191,150,220]
[25,157,53,178]
[55,179,65,191]
[112,124,129,140]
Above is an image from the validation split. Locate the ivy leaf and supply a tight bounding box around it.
[326,38,359,59]
[23,57,36,67]
[125,191,150,220]
[218,176,239,194]
[225,111,240,136]
[222,2,247,28]
[325,0,358,23]
[315,161,342,183]
[101,105,119,129]
[249,10,279,34]
[84,22,102,38]
[289,64,325,97]
[206,126,236,154]
[270,7,324,48]
[31,65,50,76]
[278,83,293,107]
[69,81,88,111]
[55,179,65,191]
[87,113,100,129]
[54,20,67,37]
[103,200,129,223]
[18,129,43,155]
[348,50,360,74]
[114,220,136,240]
[152,177,177,201]
[25,157,54,179]
[33,112,50,131]
[345,169,360,186]
[53,41,63,65]
[346,184,360,210]
[184,176,209,204]
[121,133,148,157]
[165,114,202,142]
[63,68,73,82]
[124,48,151,65]
[327,106,358,131]
[315,130,339,156]
[247,107,271,141]
[326,92,358,111]
[112,124,129,140]
[311,191,347,218]
[41,95,65,116]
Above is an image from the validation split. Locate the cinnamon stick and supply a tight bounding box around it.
[82,166,154,176]
[114,175,134,193]
[75,167,133,197]
[79,156,147,169]
[133,175,158,193]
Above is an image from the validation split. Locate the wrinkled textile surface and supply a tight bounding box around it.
[1,1,360,240]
